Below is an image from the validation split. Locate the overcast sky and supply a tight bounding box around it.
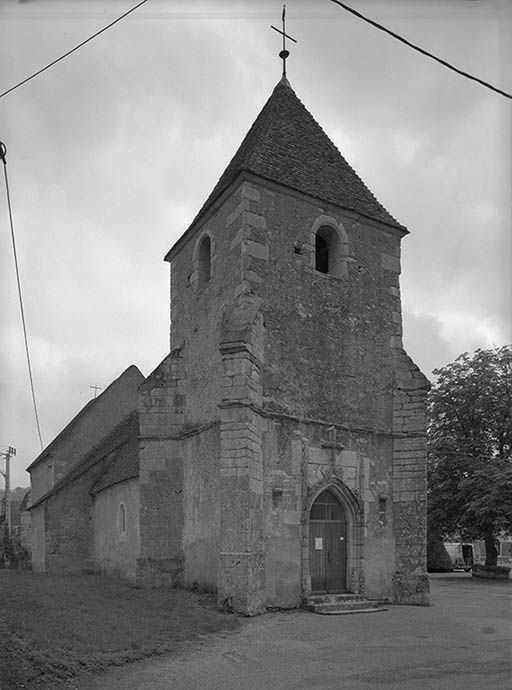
[0,0,510,488]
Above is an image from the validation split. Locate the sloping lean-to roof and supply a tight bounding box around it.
[91,433,139,494]
[26,365,143,472]
[165,78,406,261]
[29,412,139,510]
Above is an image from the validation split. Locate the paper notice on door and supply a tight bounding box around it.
[315,537,323,550]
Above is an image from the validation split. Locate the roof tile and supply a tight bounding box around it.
[190,78,405,232]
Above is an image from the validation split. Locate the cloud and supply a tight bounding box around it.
[1,1,510,488]
[402,310,453,378]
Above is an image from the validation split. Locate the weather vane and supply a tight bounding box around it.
[271,4,297,79]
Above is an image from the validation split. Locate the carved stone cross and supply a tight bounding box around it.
[321,425,344,469]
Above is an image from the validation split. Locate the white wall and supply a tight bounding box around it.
[92,479,140,581]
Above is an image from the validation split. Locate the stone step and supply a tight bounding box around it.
[305,594,388,616]
[312,605,388,616]
[307,593,362,605]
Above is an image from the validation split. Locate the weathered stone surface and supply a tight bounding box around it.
[28,81,429,617]
[30,409,141,578]
[392,569,430,606]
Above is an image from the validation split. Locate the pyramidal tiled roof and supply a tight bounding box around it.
[189,77,405,234]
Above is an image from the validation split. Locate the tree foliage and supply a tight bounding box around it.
[426,530,453,572]
[427,346,512,566]
[0,523,31,569]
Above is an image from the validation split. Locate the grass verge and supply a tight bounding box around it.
[0,571,238,689]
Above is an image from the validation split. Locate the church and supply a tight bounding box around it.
[27,74,430,614]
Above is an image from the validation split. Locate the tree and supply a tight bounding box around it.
[1,523,15,567]
[426,529,453,572]
[427,346,512,566]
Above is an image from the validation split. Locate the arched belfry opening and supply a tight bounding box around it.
[309,488,348,593]
[197,235,211,287]
[313,224,347,277]
[315,231,329,273]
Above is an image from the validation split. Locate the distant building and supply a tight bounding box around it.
[28,77,430,613]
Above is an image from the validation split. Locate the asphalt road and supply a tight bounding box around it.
[73,573,511,690]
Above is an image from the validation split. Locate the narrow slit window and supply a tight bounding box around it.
[315,233,329,273]
[118,503,126,535]
[198,236,211,287]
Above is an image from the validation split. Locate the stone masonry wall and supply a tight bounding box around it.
[42,452,115,574]
[162,175,428,610]
[182,424,221,591]
[227,178,428,606]
[217,292,266,614]
[137,354,186,586]
[392,349,430,605]
[138,352,220,590]
[260,416,397,605]
[240,180,403,431]
[165,181,269,609]
[167,183,260,425]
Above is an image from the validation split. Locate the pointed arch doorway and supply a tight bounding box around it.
[309,488,348,593]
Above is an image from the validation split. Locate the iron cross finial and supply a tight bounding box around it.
[270,4,297,78]
[90,384,102,399]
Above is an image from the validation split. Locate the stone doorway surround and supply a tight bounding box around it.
[309,488,348,593]
[302,478,365,599]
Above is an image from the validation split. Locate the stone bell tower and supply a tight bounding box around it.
[139,75,429,614]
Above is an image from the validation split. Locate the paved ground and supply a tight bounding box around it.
[71,573,511,690]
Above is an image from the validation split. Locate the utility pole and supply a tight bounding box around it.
[0,446,15,536]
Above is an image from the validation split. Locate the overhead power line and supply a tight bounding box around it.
[0,143,44,451]
[330,0,512,100]
[0,0,149,100]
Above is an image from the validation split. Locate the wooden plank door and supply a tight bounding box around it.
[309,489,347,593]
[310,522,326,593]
[325,521,346,592]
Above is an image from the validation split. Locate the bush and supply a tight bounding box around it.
[427,531,453,572]
[471,563,511,579]
[0,527,31,570]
